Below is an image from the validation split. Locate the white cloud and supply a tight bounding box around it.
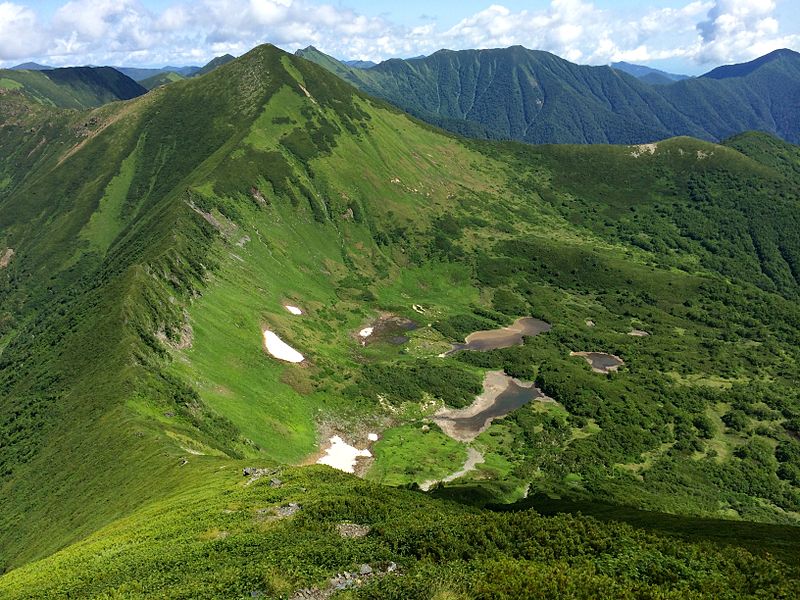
[695,0,798,63]
[0,0,797,70]
[438,0,698,65]
[437,0,797,67]
[0,2,46,60]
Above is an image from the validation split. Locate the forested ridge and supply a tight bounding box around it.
[297,45,800,144]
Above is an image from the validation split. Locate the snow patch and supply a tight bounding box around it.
[367,433,379,442]
[263,330,304,363]
[317,436,371,473]
[284,305,303,315]
[359,327,374,338]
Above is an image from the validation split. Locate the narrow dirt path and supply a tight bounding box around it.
[420,447,485,491]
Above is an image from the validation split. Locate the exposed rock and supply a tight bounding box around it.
[275,503,301,518]
[250,187,267,205]
[0,248,15,268]
[255,502,301,522]
[290,563,398,600]
[242,466,274,485]
[336,523,370,538]
[155,313,193,350]
[630,143,657,157]
[187,200,238,238]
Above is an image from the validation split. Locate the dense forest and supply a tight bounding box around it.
[297,46,800,144]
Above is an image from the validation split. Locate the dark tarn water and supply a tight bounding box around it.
[438,380,544,438]
[578,352,624,372]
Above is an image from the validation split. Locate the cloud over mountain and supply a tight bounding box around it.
[0,0,796,71]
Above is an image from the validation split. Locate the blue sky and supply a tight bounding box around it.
[1,0,798,74]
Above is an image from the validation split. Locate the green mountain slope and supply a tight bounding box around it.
[140,71,185,90]
[114,66,171,81]
[702,48,800,79]
[656,52,800,142]
[195,54,236,77]
[0,66,146,109]
[1,44,800,595]
[297,45,800,144]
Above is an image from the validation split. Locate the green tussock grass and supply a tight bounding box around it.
[2,466,799,599]
[367,424,468,486]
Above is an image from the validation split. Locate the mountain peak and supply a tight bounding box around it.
[10,62,53,71]
[702,48,800,79]
[194,52,238,76]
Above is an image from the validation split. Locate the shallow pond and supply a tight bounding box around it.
[434,370,547,441]
[445,317,551,355]
[359,315,418,346]
[571,351,624,374]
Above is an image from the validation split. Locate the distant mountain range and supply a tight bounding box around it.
[610,61,690,85]
[114,65,201,81]
[9,62,53,71]
[1,54,238,107]
[139,71,187,90]
[0,66,146,109]
[296,45,800,144]
[6,47,800,145]
[343,59,377,69]
[115,54,235,87]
